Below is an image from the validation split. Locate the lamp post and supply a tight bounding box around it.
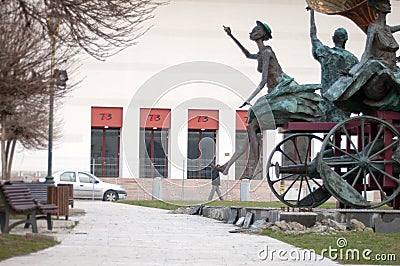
[45,11,60,184]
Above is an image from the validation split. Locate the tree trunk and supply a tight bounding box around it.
[6,139,16,180]
[1,113,7,180]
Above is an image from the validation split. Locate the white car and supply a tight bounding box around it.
[51,170,127,201]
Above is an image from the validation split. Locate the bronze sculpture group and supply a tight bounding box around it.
[213,0,400,179]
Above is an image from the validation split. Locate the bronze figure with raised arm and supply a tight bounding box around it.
[308,7,359,121]
[213,21,323,178]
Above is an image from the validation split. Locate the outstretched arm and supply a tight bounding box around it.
[390,25,400,33]
[308,8,318,43]
[307,7,323,58]
[223,26,257,59]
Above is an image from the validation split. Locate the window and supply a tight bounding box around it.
[78,172,95,183]
[187,130,216,179]
[139,129,169,178]
[139,108,171,178]
[60,172,76,182]
[187,109,218,179]
[90,128,120,177]
[90,107,122,177]
[234,130,250,179]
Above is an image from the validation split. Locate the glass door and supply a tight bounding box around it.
[139,129,169,178]
[90,128,120,177]
[187,130,216,179]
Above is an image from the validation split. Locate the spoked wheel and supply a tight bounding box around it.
[266,133,331,208]
[317,116,400,208]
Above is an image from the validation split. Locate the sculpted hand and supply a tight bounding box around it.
[239,101,249,108]
[223,25,232,36]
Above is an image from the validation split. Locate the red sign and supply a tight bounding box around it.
[188,109,219,130]
[236,110,249,130]
[91,107,123,127]
[140,108,171,129]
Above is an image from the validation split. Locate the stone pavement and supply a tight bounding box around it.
[0,200,341,266]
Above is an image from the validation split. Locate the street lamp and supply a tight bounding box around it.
[45,11,60,183]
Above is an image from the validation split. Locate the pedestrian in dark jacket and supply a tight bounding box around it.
[208,165,223,200]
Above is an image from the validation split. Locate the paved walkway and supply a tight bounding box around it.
[1,201,340,266]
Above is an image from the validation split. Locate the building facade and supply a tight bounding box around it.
[11,0,399,187]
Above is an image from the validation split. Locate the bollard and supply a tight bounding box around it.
[152,177,163,200]
[240,179,250,201]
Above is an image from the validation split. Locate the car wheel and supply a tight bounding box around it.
[103,190,118,201]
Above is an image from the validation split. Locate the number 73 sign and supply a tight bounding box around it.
[91,107,123,127]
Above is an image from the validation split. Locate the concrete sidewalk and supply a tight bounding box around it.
[0,200,340,266]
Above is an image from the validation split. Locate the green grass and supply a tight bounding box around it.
[262,230,399,265]
[119,200,393,211]
[119,200,339,210]
[119,200,288,210]
[119,200,181,210]
[0,235,58,261]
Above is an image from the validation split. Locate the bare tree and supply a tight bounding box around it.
[0,3,74,180]
[1,0,163,179]
[5,0,166,60]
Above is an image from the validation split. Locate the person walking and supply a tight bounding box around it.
[208,165,223,201]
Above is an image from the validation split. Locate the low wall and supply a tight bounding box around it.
[101,177,340,203]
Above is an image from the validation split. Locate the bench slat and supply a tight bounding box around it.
[0,183,59,234]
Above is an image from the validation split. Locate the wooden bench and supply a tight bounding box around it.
[13,182,74,215]
[15,182,52,204]
[0,183,58,234]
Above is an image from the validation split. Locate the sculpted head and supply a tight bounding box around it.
[250,21,272,41]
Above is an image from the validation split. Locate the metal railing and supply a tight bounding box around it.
[90,157,119,177]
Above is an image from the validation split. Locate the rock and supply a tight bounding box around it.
[261,222,273,231]
[320,219,329,226]
[243,212,254,228]
[270,225,281,233]
[189,205,202,215]
[229,228,246,233]
[275,220,289,231]
[364,227,374,233]
[328,219,347,231]
[250,219,267,232]
[227,209,238,224]
[312,225,329,233]
[208,207,230,220]
[288,221,306,231]
[236,217,245,226]
[349,219,366,231]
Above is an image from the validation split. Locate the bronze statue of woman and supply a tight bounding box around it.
[325,0,400,112]
[213,21,323,178]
